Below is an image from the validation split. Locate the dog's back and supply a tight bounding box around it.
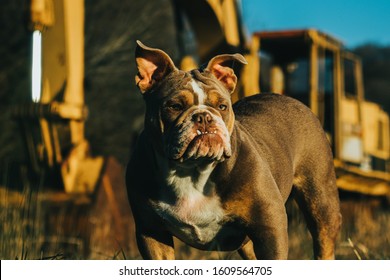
[235,93,331,158]
[233,93,332,193]
[233,93,326,155]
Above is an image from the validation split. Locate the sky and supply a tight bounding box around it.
[241,0,390,47]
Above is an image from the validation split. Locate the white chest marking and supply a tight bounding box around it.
[154,161,225,245]
[191,79,206,105]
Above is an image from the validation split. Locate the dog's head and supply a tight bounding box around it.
[135,41,247,164]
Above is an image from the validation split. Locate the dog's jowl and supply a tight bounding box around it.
[126,41,342,260]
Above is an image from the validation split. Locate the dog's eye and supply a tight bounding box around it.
[168,103,183,111]
[218,104,228,111]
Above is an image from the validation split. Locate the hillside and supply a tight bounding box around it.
[353,44,390,114]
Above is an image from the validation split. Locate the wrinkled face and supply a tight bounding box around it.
[147,69,234,163]
[134,41,247,164]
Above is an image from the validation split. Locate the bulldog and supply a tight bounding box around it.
[126,41,341,260]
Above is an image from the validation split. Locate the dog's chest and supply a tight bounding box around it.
[153,172,227,246]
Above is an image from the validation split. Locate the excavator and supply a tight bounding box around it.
[5,0,389,259]
[8,0,136,259]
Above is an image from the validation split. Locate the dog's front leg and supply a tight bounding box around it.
[248,202,289,260]
[136,229,175,260]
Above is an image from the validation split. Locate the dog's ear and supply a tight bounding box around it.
[205,54,247,93]
[135,40,177,94]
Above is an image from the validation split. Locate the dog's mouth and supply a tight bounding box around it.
[166,125,231,163]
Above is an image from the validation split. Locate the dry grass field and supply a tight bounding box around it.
[1,184,389,260]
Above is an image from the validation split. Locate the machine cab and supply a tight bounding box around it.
[239,30,378,170]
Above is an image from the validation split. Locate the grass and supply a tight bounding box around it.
[336,194,390,259]
[1,184,389,260]
[0,185,88,260]
[1,186,41,259]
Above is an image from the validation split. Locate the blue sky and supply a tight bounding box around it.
[241,0,390,47]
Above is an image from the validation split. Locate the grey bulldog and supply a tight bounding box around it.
[126,41,341,260]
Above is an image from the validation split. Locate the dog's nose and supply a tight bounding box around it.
[192,112,213,125]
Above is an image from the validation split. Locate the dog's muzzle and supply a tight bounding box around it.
[166,110,232,162]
